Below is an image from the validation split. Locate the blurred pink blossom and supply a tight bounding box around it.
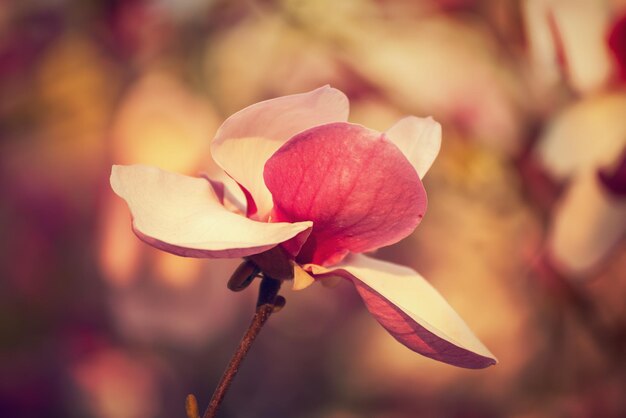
[111,86,496,368]
[524,0,626,278]
[526,0,626,277]
[523,0,613,95]
[538,94,626,277]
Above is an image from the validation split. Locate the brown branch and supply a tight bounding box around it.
[198,276,283,418]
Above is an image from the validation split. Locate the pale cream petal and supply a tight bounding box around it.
[306,255,497,369]
[548,170,626,277]
[385,116,442,179]
[536,94,626,181]
[111,165,312,258]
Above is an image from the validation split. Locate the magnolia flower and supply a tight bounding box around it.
[111,86,496,369]
[525,1,626,277]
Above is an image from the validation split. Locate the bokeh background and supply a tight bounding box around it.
[2,1,626,417]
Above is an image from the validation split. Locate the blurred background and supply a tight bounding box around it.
[1,0,626,417]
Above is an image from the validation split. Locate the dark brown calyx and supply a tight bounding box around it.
[246,245,294,281]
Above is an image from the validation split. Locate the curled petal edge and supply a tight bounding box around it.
[305,254,497,369]
[111,164,312,259]
[210,85,350,219]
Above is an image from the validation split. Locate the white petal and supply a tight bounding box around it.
[307,254,497,369]
[523,0,562,87]
[385,116,442,179]
[523,0,612,94]
[548,171,626,277]
[536,94,626,181]
[110,165,312,258]
[210,86,349,219]
[548,0,612,94]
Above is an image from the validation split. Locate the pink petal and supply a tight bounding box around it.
[211,86,349,219]
[264,122,427,266]
[306,255,497,369]
[609,12,626,82]
[110,165,312,258]
[385,116,442,179]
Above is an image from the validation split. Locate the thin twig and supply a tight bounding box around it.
[201,276,282,418]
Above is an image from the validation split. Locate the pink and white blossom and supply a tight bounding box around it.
[111,86,496,369]
[525,1,626,277]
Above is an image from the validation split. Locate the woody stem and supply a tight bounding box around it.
[201,276,282,418]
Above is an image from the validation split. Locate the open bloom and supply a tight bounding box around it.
[111,86,496,369]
